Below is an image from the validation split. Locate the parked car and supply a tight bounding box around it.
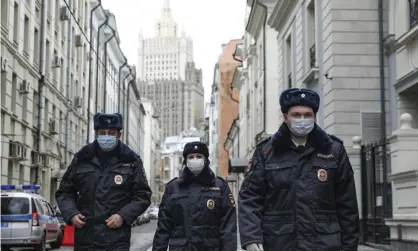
[1,185,62,251]
[149,207,159,219]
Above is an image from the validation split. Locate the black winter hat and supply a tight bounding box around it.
[279,88,320,113]
[93,113,123,130]
[183,141,209,159]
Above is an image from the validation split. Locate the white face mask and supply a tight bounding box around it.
[186,158,205,176]
[288,118,315,136]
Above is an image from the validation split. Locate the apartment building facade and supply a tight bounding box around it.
[0,0,138,203]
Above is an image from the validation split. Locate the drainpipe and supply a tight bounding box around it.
[254,0,267,143]
[118,59,128,113]
[36,0,48,184]
[125,78,136,144]
[64,0,73,166]
[94,16,109,113]
[121,68,133,126]
[378,0,388,216]
[103,27,116,112]
[86,0,102,144]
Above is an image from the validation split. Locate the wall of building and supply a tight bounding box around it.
[0,0,137,203]
[218,40,241,178]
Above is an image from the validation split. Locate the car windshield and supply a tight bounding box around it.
[1,197,30,215]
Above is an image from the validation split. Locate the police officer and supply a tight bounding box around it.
[238,88,360,251]
[152,141,237,251]
[56,113,152,251]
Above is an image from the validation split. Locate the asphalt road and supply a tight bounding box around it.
[11,220,157,251]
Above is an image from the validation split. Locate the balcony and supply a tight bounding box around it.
[410,0,418,28]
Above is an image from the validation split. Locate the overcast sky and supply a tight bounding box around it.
[101,0,246,101]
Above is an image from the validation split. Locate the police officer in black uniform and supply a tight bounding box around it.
[56,113,152,251]
[239,88,359,251]
[152,141,237,251]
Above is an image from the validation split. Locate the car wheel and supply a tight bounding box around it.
[50,230,63,249]
[34,235,46,251]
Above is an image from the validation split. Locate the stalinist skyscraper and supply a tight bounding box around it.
[137,0,204,139]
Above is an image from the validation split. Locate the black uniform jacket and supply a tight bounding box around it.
[238,123,360,251]
[55,142,152,251]
[152,166,237,251]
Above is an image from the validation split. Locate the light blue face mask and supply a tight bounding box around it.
[97,135,118,151]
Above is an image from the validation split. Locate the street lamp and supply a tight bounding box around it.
[103,26,116,112]
[94,15,109,113]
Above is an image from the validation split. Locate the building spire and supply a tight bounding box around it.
[163,0,170,12]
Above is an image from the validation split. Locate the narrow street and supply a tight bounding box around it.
[11,221,157,251]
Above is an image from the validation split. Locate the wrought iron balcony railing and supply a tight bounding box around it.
[310,44,316,68]
[410,0,418,28]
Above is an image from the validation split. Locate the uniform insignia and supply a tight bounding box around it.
[114,175,123,185]
[228,194,236,208]
[207,199,215,209]
[317,153,334,159]
[208,187,220,191]
[317,169,328,182]
[194,145,198,149]
[301,93,305,98]
[245,158,253,174]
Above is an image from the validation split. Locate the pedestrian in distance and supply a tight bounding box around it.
[238,88,360,251]
[56,113,152,251]
[152,141,237,251]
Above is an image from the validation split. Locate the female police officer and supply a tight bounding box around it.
[152,141,237,251]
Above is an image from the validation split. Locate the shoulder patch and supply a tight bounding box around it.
[256,136,271,147]
[328,134,343,144]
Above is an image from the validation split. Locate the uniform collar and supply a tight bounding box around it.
[179,165,215,186]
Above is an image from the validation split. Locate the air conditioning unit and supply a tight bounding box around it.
[49,119,59,135]
[1,56,8,72]
[75,35,83,47]
[52,56,61,68]
[40,154,51,167]
[31,151,41,165]
[19,80,31,94]
[60,6,70,21]
[9,142,24,159]
[74,96,83,108]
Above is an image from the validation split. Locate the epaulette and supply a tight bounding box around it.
[256,136,271,148]
[328,134,343,144]
[165,177,178,186]
[216,176,227,183]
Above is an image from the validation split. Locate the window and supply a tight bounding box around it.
[23,15,29,55]
[1,197,30,215]
[1,0,9,30]
[33,28,40,66]
[306,1,316,68]
[285,34,292,88]
[11,73,17,113]
[410,0,418,28]
[13,1,19,43]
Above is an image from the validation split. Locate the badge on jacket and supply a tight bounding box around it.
[114,175,123,185]
[317,169,328,182]
[207,199,215,209]
[228,194,236,208]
